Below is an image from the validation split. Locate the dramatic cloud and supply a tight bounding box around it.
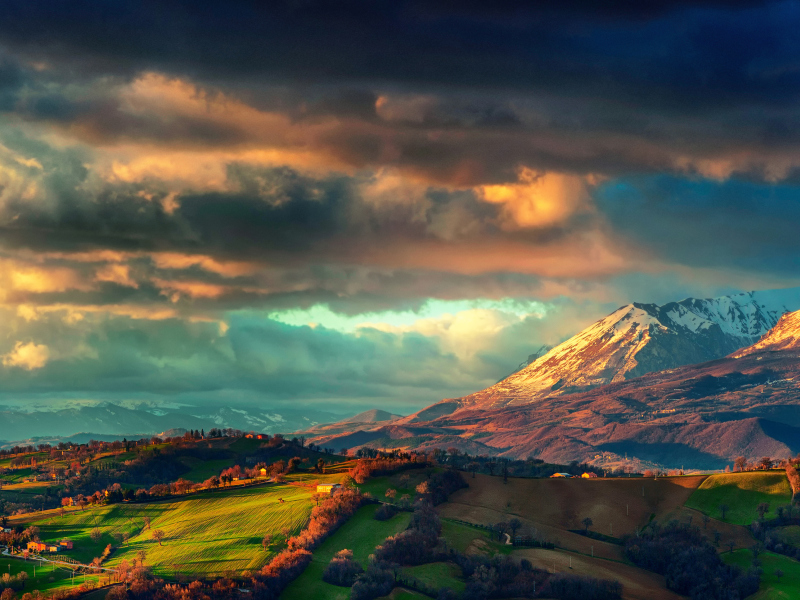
[3,341,50,370]
[0,0,797,416]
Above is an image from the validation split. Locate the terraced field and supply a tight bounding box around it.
[24,483,316,577]
[686,471,792,525]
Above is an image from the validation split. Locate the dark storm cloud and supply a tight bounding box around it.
[0,1,793,105]
[595,176,800,274]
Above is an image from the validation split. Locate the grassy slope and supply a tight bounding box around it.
[403,562,465,593]
[773,525,800,546]
[685,471,791,525]
[724,549,800,599]
[177,457,236,483]
[24,483,314,577]
[377,589,428,600]
[2,556,105,593]
[281,504,412,600]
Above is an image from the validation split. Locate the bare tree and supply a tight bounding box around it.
[143,516,151,530]
[702,514,710,529]
[582,517,593,535]
[90,528,102,543]
[734,456,748,472]
[757,502,770,521]
[136,550,147,566]
[719,504,729,520]
[261,534,272,551]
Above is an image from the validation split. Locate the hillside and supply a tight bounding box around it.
[310,309,800,468]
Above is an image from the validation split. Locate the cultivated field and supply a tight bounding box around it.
[22,482,316,577]
[441,473,705,537]
[685,471,792,525]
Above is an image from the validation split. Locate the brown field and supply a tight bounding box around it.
[440,473,705,542]
[514,548,682,600]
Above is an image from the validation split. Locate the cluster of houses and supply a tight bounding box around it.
[26,539,73,554]
[549,472,599,479]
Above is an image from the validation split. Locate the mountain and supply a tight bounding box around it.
[302,301,800,469]
[0,403,343,447]
[734,309,800,357]
[294,408,403,444]
[339,409,401,424]
[449,287,800,412]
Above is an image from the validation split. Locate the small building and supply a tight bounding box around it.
[256,434,267,440]
[60,540,74,549]
[316,483,341,494]
[581,472,599,478]
[2,527,11,533]
[47,545,59,553]
[550,473,572,478]
[260,467,268,477]
[245,434,255,439]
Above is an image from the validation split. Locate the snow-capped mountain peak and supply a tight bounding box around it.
[734,309,800,357]
[455,287,800,410]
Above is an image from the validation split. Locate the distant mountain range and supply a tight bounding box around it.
[301,287,800,469]
[0,403,343,448]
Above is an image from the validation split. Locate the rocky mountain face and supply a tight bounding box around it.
[453,287,800,411]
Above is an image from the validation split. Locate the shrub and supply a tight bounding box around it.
[322,549,364,586]
[374,504,397,521]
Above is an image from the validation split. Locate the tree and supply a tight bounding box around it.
[719,504,729,520]
[582,517,593,535]
[262,534,272,551]
[385,488,397,500]
[136,550,147,566]
[143,516,151,530]
[757,502,770,520]
[775,568,784,581]
[90,528,102,543]
[734,456,748,472]
[152,529,165,546]
[316,458,325,474]
[760,456,773,470]
[509,518,522,539]
[702,514,710,529]
[713,530,721,546]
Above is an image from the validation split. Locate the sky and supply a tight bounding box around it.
[0,0,799,416]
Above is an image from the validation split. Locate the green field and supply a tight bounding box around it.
[773,526,800,547]
[177,457,236,482]
[724,549,800,599]
[281,504,412,600]
[377,589,428,600]
[685,471,792,525]
[0,555,106,593]
[356,470,430,502]
[403,562,465,593]
[22,483,314,577]
[440,520,508,556]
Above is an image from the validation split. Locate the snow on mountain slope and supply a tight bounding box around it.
[734,309,800,356]
[457,287,800,410]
